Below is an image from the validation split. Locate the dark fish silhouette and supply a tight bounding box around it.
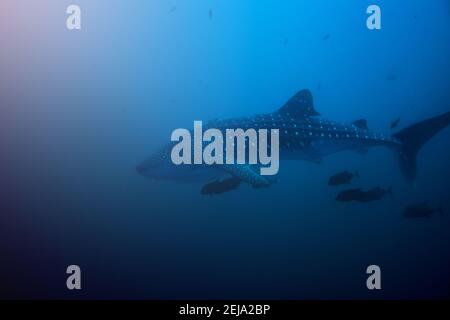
[336,187,392,202]
[390,117,401,129]
[360,187,392,202]
[328,170,359,186]
[201,177,241,195]
[209,9,213,19]
[403,202,444,218]
[336,188,365,202]
[283,38,289,46]
[169,6,176,13]
[323,33,331,41]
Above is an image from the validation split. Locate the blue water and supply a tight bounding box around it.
[1,0,450,299]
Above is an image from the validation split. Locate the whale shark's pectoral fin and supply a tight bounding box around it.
[220,164,275,188]
[277,89,320,118]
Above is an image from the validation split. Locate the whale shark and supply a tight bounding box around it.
[137,89,450,189]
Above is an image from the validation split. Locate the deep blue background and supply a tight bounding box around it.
[1,0,450,299]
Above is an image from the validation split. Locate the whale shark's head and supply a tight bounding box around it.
[136,145,172,180]
[136,144,223,183]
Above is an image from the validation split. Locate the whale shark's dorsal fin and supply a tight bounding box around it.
[352,119,369,130]
[277,89,320,118]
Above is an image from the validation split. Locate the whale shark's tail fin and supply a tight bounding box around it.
[393,111,450,183]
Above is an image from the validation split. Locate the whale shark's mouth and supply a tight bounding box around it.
[136,153,225,183]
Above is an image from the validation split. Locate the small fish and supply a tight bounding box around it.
[390,117,401,129]
[209,9,213,19]
[359,187,392,202]
[403,202,444,218]
[336,188,365,202]
[328,170,359,186]
[169,6,177,13]
[336,187,392,202]
[201,177,241,195]
[322,33,331,41]
[317,82,321,90]
[283,38,289,46]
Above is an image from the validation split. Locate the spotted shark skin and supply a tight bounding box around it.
[137,89,450,188]
[204,111,400,161]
